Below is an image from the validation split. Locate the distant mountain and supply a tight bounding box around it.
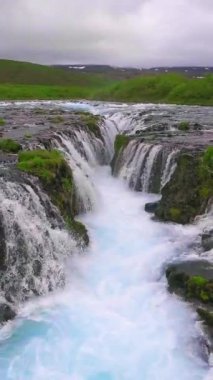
[53,64,213,78]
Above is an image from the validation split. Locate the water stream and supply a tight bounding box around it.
[0,167,212,380]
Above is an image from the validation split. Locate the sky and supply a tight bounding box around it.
[0,0,212,67]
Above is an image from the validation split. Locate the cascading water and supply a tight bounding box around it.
[0,176,78,305]
[161,149,180,189]
[0,101,212,380]
[0,168,212,380]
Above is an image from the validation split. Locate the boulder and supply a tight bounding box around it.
[202,229,213,252]
[0,303,16,323]
[145,201,160,213]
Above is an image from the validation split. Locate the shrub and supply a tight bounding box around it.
[0,118,5,126]
[178,121,190,131]
[0,138,21,153]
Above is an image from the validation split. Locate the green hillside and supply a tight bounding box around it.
[0,60,212,105]
[93,74,213,106]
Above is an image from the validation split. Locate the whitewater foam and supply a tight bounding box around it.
[0,168,212,380]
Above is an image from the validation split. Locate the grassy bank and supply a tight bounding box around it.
[93,74,213,106]
[0,84,91,100]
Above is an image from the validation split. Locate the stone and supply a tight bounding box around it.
[202,229,213,252]
[145,201,160,213]
[0,303,16,323]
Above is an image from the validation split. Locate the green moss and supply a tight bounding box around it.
[17,149,64,183]
[0,138,22,153]
[114,134,130,154]
[169,208,181,221]
[49,116,65,124]
[0,118,5,126]
[178,121,190,131]
[17,149,89,246]
[76,112,102,139]
[167,268,213,305]
[189,276,208,287]
[66,217,89,246]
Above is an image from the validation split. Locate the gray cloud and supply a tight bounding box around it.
[0,0,212,67]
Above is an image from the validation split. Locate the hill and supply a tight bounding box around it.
[0,59,113,88]
[92,73,213,106]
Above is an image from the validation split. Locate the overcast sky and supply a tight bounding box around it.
[0,0,212,67]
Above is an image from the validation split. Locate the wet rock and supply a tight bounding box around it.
[0,303,16,323]
[0,212,7,271]
[201,229,213,252]
[145,201,160,213]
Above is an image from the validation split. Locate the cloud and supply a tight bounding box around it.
[0,0,212,67]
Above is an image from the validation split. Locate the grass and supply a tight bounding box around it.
[0,138,22,153]
[93,73,213,106]
[0,118,5,126]
[17,149,64,183]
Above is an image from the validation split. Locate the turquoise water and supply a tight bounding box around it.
[0,168,211,380]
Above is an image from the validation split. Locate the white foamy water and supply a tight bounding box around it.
[0,167,212,380]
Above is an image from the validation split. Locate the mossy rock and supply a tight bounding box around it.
[76,112,103,139]
[0,138,22,153]
[17,149,89,246]
[166,262,213,305]
[155,148,213,224]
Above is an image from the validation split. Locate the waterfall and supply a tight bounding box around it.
[117,142,152,190]
[0,114,119,306]
[54,133,99,213]
[114,141,164,193]
[113,138,181,194]
[141,145,163,192]
[100,118,119,160]
[161,149,179,189]
[0,177,78,305]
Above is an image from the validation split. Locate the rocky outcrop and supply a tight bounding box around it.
[166,261,213,350]
[0,107,111,320]
[155,151,213,224]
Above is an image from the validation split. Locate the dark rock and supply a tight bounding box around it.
[0,303,16,323]
[0,212,7,271]
[145,201,160,213]
[202,229,213,252]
